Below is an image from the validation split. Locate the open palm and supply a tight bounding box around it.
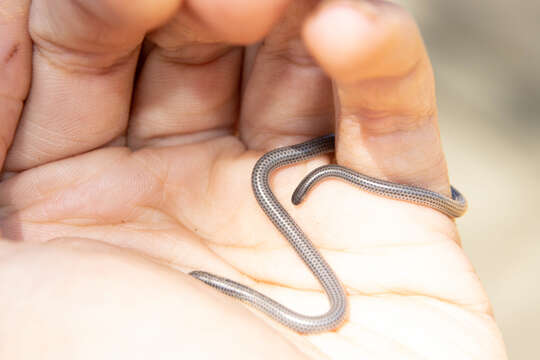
[0,0,506,358]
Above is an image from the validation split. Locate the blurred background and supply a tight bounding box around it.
[398,0,539,358]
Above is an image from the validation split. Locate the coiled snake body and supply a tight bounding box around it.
[190,135,467,334]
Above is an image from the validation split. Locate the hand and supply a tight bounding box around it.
[0,0,507,358]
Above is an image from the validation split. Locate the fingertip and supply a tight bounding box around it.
[302,1,424,83]
[78,0,182,30]
[127,0,183,29]
[187,0,293,44]
[303,2,375,74]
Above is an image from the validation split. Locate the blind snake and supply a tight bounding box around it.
[190,134,467,334]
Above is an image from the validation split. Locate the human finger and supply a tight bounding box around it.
[239,0,334,150]
[303,0,450,195]
[4,0,182,172]
[0,0,31,169]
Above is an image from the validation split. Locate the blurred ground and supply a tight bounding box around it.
[398,0,540,358]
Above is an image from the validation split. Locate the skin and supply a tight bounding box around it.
[0,0,508,359]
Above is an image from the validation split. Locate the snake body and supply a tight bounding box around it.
[190,135,467,334]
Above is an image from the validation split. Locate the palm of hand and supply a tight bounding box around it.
[0,0,507,358]
[1,135,502,359]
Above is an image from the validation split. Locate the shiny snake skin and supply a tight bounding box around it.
[190,135,467,334]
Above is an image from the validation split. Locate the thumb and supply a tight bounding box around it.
[303,0,450,195]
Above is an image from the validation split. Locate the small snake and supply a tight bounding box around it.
[190,135,467,334]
